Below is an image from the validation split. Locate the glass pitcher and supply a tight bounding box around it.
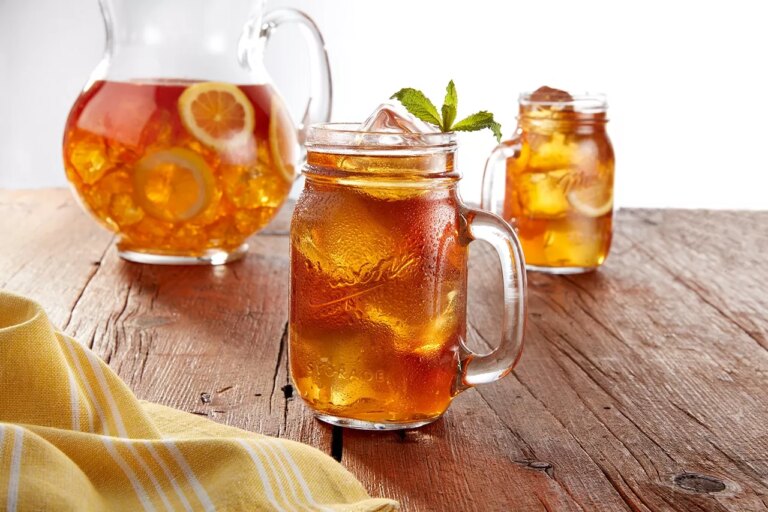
[63,0,331,265]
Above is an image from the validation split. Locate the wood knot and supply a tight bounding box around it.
[674,472,726,493]
[281,384,294,399]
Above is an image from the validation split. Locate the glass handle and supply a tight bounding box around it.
[239,8,333,150]
[460,207,527,387]
[260,9,333,145]
[481,139,521,216]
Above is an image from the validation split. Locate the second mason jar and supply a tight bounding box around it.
[482,89,615,273]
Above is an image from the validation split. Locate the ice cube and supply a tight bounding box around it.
[360,102,440,134]
[519,168,572,219]
[109,193,144,226]
[68,134,113,185]
[528,86,575,115]
[357,102,439,146]
[529,132,579,169]
[530,86,574,103]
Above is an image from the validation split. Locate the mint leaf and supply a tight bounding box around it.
[453,111,503,142]
[441,80,457,132]
[390,88,442,127]
[390,81,502,143]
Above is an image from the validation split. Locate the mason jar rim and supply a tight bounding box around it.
[306,123,457,155]
[519,92,608,113]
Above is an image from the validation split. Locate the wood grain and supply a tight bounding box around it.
[0,189,113,326]
[463,209,768,512]
[2,189,767,512]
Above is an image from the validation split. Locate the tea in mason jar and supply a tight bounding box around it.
[291,151,467,425]
[290,108,527,430]
[63,80,297,261]
[484,87,614,273]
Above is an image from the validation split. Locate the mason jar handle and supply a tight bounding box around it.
[239,8,333,146]
[481,138,521,217]
[460,207,527,387]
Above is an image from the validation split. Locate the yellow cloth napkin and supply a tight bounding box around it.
[0,291,397,512]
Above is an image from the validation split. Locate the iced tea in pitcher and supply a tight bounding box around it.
[64,80,297,261]
[61,0,332,264]
[290,108,527,430]
[483,87,615,273]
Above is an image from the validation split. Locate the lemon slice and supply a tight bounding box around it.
[178,82,255,151]
[567,181,613,217]
[132,148,215,222]
[268,98,296,183]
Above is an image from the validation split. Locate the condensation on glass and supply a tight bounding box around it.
[290,124,527,430]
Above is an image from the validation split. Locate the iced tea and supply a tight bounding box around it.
[291,150,467,425]
[495,88,614,272]
[291,121,527,430]
[63,79,297,260]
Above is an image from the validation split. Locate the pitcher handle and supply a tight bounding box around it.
[239,8,333,147]
[460,206,527,387]
[481,138,521,217]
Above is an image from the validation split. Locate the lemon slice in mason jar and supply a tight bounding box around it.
[567,180,614,217]
[268,98,296,184]
[133,148,215,222]
[178,82,255,151]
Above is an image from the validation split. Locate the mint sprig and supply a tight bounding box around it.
[391,80,502,142]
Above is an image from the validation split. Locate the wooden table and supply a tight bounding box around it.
[2,189,767,512]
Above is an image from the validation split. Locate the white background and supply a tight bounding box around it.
[1,0,767,209]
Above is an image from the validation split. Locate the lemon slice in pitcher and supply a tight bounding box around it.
[567,180,613,217]
[178,82,255,151]
[133,148,215,222]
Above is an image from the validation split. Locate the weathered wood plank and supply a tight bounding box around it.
[55,199,329,447]
[461,209,768,511]
[337,209,768,511]
[4,190,768,512]
[341,389,604,512]
[0,189,113,326]
[336,236,632,512]
[1,190,324,445]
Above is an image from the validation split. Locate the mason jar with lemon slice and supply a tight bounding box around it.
[62,0,332,264]
[482,87,615,273]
